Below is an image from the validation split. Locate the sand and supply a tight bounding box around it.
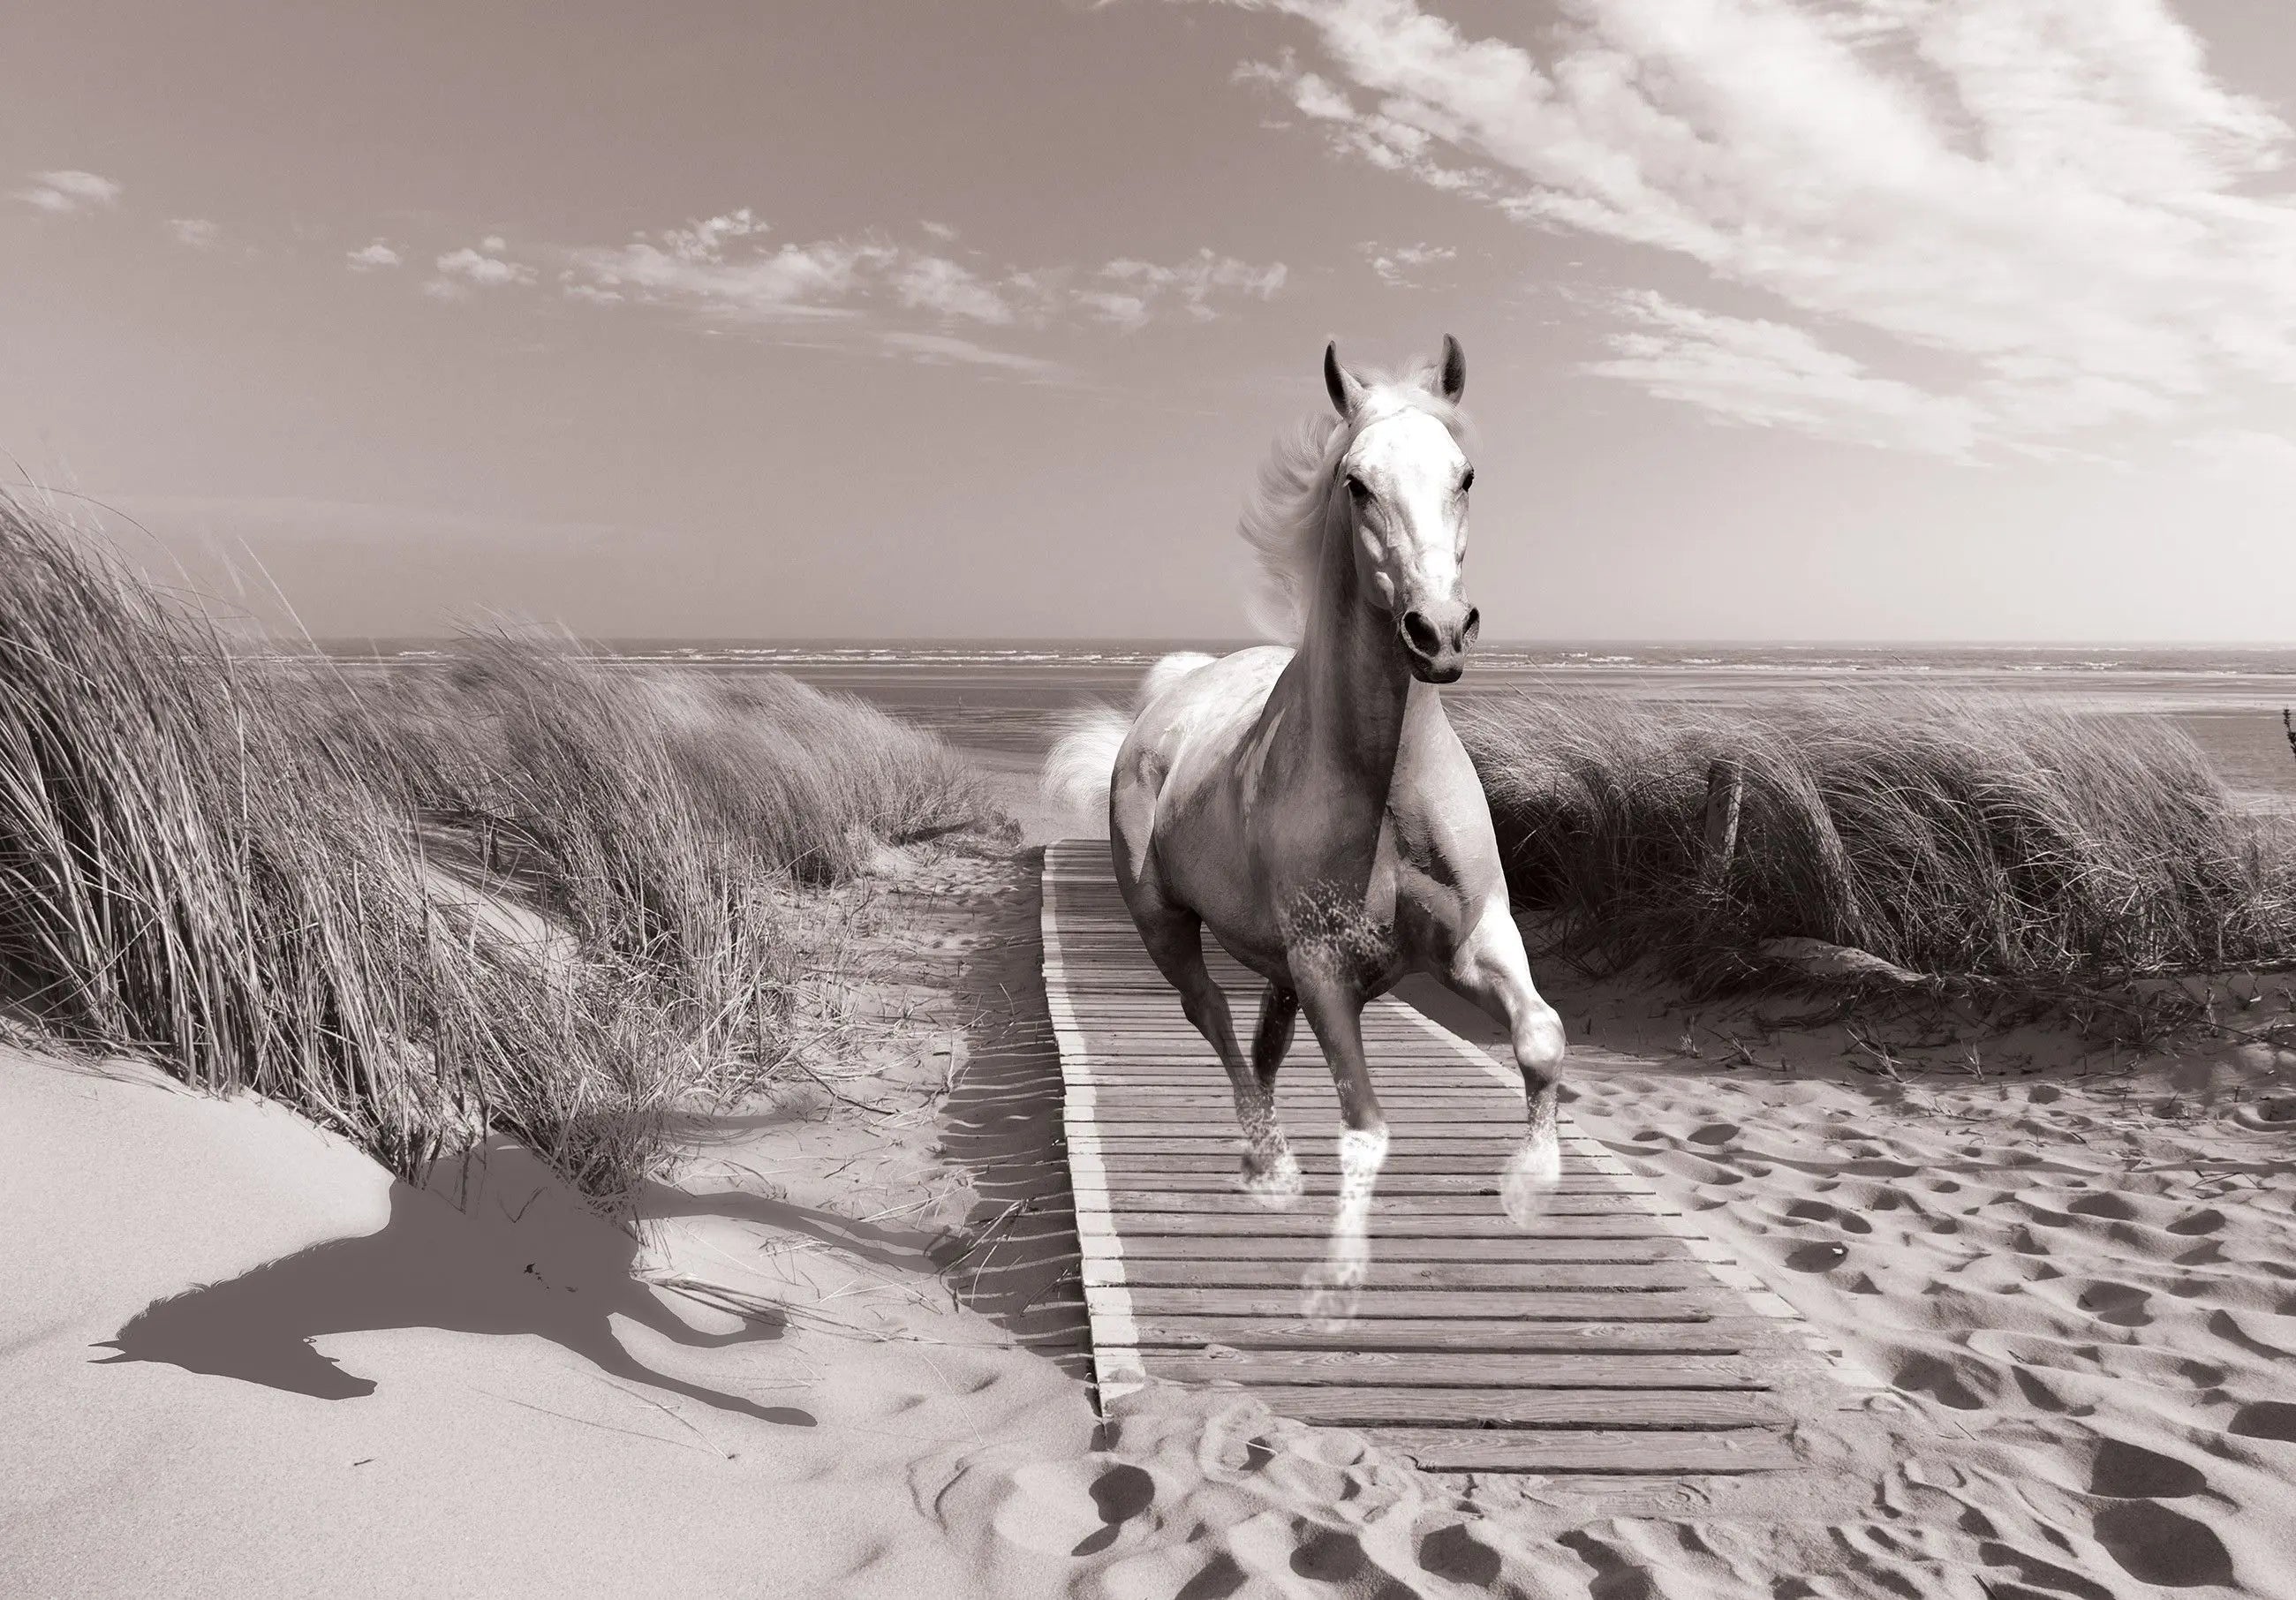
[7,774,2296,1597]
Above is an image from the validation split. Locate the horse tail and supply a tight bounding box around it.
[1042,708,1130,818]
[1040,651,1220,818]
[1138,650,1218,708]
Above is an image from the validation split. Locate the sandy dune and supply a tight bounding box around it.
[7,825,2296,1597]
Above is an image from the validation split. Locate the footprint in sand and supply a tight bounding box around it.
[1288,1524,1368,1584]
[2228,1400,2296,1442]
[2013,1367,2069,1413]
[1172,1552,1247,1600]
[1786,1199,1872,1234]
[1072,1463,1158,1555]
[1688,1122,1740,1147]
[2078,1282,2153,1328]
[2169,1208,2228,1237]
[993,1460,1159,1558]
[2066,1192,2140,1222]
[2088,1438,2207,1498]
[2092,1501,2234,1589]
[1784,1241,1850,1273]
[1893,1352,1988,1410]
[2209,1309,2296,1360]
[1418,1525,1501,1587]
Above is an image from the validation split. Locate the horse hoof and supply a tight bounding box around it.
[1240,1149,1303,1210]
[1501,1135,1560,1228]
[1300,1259,1364,1331]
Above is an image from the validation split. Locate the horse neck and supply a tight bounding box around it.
[1295,487,1415,786]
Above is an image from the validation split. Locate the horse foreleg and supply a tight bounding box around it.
[1295,978,1386,1329]
[1135,903,1298,1208]
[1237,983,1303,1202]
[1444,901,1568,1227]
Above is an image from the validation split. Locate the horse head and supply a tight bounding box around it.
[1324,336,1478,684]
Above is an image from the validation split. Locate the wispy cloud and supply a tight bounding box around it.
[877,329,1061,377]
[346,240,403,271]
[1089,252,1288,330]
[1358,240,1455,287]
[426,240,539,298]
[166,217,221,250]
[553,210,1287,369]
[1213,0,2296,456]
[1587,291,1985,458]
[14,169,121,215]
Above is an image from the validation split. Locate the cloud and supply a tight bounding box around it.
[1586,291,1985,457]
[557,212,1286,365]
[889,253,1015,324]
[1209,0,2296,456]
[14,169,121,214]
[876,329,1062,377]
[426,244,539,298]
[1090,251,1288,328]
[346,240,403,271]
[166,217,221,250]
[919,219,960,242]
[1359,240,1455,286]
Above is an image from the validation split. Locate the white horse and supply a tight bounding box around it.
[1046,337,1567,1324]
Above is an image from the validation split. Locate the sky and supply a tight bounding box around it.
[7,0,2296,643]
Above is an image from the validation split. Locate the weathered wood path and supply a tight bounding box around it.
[1041,838,1862,1477]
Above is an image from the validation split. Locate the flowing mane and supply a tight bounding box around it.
[1235,358,1470,642]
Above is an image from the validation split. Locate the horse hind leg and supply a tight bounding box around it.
[1130,896,1300,1211]
[1444,903,1568,1227]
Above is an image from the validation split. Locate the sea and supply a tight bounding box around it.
[330,640,2296,810]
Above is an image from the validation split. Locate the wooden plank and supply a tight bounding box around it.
[1084,1149,1610,1170]
[1084,1172,1644,1196]
[1122,1314,1761,1354]
[1122,1287,1733,1320]
[1142,1351,1766,1389]
[1101,1189,1673,1216]
[1102,1210,1695,1238]
[1067,1088,1521,1101]
[1205,1386,1787,1430]
[1078,1134,1595,1156]
[1099,1260,1719,1292]
[1365,1427,1801,1476]
[1108,1234,1695,1263]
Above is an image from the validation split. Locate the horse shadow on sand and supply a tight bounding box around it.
[93,1137,813,1427]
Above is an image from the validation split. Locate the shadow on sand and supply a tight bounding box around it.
[94,1140,814,1427]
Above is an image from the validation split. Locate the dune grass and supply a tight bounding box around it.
[1454,691,2296,985]
[0,494,1001,1206]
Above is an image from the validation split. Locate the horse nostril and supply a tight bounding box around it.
[1461,607,1481,647]
[1401,610,1440,657]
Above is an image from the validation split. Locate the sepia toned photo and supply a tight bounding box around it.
[6,4,2296,1596]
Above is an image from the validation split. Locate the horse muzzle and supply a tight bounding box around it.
[1398,600,1480,684]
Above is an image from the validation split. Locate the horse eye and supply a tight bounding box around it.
[1345,474,1370,501]
[1460,466,1476,493]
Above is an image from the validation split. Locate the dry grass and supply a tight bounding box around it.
[1455,691,2296,986]
[0,494,1001,1206]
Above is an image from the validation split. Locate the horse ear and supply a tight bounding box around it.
[1434,334,1466,402]
[1324,342,1366,418]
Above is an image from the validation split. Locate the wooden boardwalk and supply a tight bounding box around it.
[1041,838,1857,1477]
